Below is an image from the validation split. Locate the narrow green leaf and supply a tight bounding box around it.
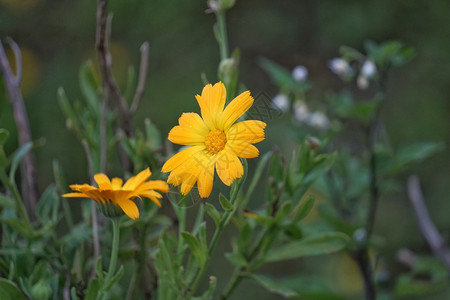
[205,203,221,227]
[0,194,15,209]
[84,278,100,300]
[9,142,32,180]
[181,232,206,267]
[248,274,298,298]
[96,257,104,284]
[104,265,124,291]
[264,232,349,263]
[225,252,248,268]
[293,197,315,223]
[219,194,233,212]
[79,62,100,114]
[36,184,60,224]
[0,146,7,167]
[70,286,79,300]
[0,129,9,145]
[0,278,27,300]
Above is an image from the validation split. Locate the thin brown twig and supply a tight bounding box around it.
[407,175,450,268]
[130,42,150,115]
[96,0,132,137]
[0,38,37,221]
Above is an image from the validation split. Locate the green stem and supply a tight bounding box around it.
[104,217,121,289]
[220,267,242,300]
[0,168,30,224]
[216,11,229,60]
[185,190,239,298]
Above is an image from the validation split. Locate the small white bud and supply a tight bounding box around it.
[272,94,290,112]
[293,101,309,123]
[292,65,308,82]
[357,75,369,90]
[307,111,330,130]
[328,58,353,77]
[361,60,376,78]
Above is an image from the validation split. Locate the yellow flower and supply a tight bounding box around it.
[162,82,266,198]
[62,168,169,220]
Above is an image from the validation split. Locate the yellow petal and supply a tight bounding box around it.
[227,120,266,143]
[168,125,205,145]
[138,180,169,193]
[123,168,151,190]
[215,151,244,186]
[68,184,96,192]
[116,199,140,220]
[197,157,215,198]
[140,190,163,207]
[219,91,253,130]
[62,192,89,198]
[195,82,226,129]
[225,140,259,158]
[178,112,209,136]
[111,178,123,190]
[94,173,112,189]
[162,145,205,173]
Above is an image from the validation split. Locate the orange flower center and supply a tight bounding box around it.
[204,129,227,154]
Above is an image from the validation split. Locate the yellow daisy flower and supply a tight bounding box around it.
[162,81,266,198]
[62,168,169,220]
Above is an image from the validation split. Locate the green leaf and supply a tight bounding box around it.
[0,278,27,300]
[205,203,221,227]
[264,232,349,263]
[9,142,32,180]
[293,197,315,223]
[0,194,15,209]
[36,184,60,224]
[248,274,298,298]
[0,146,7,167]
[0,129,9,145]
[57,87,86,142]
[95,257,104,284]
[104,265,124,291]
[181,232,206,267]
[219,194,233,212]
[85,278,100,300]
[144,118,162,149]
[79,62,100,114]
[3,218,34,239]
[383,142,444,176]
[225,252,248,268]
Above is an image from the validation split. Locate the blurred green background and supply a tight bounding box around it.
[1,0,449,299]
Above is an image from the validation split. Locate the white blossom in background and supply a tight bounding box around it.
[357,75,369,90]
[307,111,330,130]
[361,60,376,78]
[272,94,290,112]
[292,65,308,82]
[328,58,353,77]
[293,100,309,123]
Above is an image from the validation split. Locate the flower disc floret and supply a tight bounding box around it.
[205,129,227,154]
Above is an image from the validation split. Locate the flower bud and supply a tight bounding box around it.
[272,94,289,113]
[357,75,369,90]
[328,58,353,77]
[307,111,330,130]
[293,101,309,123]
[207,0,236,12]
[361,60,376,78]
[292,65,308,82]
